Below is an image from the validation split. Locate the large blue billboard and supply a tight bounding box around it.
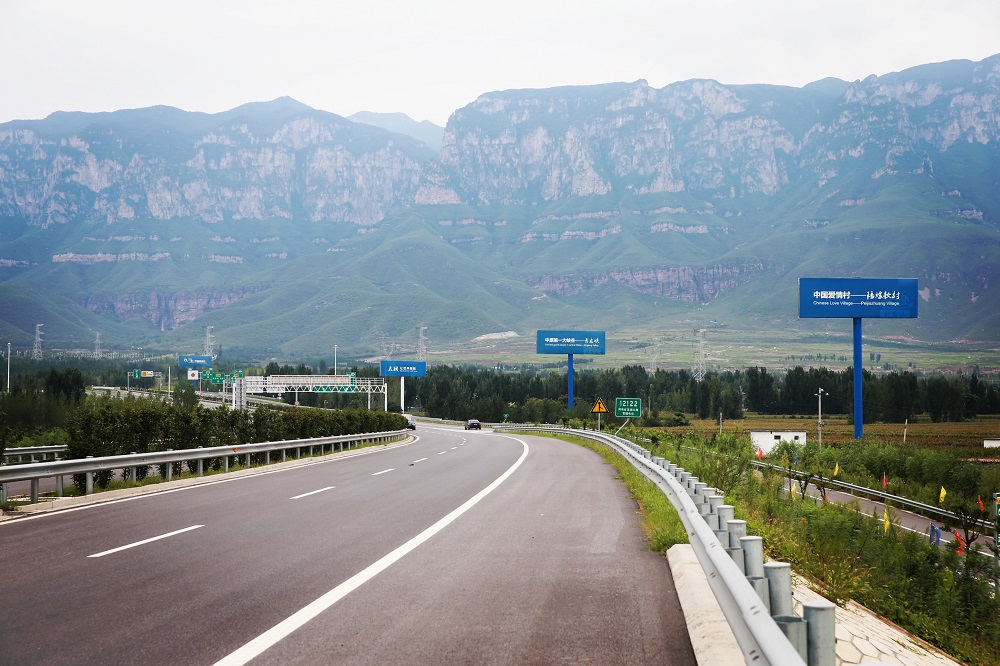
[178,355,214,367]
[799,278,919,319]
[536,330,606,355]
[380,360,427,377]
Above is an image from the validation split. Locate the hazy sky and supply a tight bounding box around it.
[2,1,998,127]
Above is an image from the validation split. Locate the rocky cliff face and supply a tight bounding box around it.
[435,55,1000,206]
[0,100,434,230]
[78,288,260,330]
[1,57,998,344]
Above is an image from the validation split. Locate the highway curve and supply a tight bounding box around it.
[0,425,696,665]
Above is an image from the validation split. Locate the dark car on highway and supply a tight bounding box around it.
[465,419,481,430]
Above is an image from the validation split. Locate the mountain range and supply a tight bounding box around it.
[1,55,998,367]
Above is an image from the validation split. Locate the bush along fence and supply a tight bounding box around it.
[0,431,407,503]
[1,400,408,502]
[653,433,1000,666]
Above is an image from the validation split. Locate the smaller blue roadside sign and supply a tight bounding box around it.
[380,360,427,377]
[178,355,214,367]
[536,330,606,355]
[799,278,918,319]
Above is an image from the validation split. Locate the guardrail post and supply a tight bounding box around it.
[129,453,137,484]
[56,475,63,497]
[166,451,173,481]
[715,505,735,543]
[774,614,808,661]
[763,562,793,616]
[85,473,94,495]
[707,495,725,529]
[802,599,836,666]
[1,482,6,503]
[726,519,747,573]
[266,451,270,465]
[741,535,769,611]
[30,479,38,503]
[282,448,287,462]
[245,453,251,468]
[224,455,230,473]
[692,481,706,506]
[197,447,204,476]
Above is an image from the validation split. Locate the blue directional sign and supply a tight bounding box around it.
[799,278,918,319]
[178,355,214,367]
[380,360,427,377]
[536,330,606,355]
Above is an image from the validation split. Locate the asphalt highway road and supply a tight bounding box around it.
[1,426,696,665]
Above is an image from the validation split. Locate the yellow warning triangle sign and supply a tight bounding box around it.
[591,398,609,414]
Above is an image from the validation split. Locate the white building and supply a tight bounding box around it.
[750,430,807,456]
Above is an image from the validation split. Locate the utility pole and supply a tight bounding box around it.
[32,324,43,360]
[6,341,10,392]
[203,326,215,359]
[816,387,827,447]
[334,344,338,375]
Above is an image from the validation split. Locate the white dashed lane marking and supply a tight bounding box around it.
[290,487,334,500]
[88,525,204,558]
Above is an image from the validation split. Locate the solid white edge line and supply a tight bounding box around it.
[213,436,530,666]
[412,458,428,463]
[289,487,335,500]
[87,524,204,558]
[371,468,394,476]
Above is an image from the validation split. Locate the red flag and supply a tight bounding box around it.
[882,472,887,489]
[757,447,763,460]
[979,496,986,513]
[953,532,966,556]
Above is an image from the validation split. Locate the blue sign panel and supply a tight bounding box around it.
[380,360,427,377]
[536,330,606,355]
[178,355,214,367]
[799,278,918,319]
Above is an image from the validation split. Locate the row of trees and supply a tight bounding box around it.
[402,364,999,424]
[66,396,406,460]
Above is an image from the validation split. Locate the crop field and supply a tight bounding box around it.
[649,413,1000,456]
[428,323,1000,377]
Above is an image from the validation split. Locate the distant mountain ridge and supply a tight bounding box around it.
[0,55,998,359]
[348,111,444,151]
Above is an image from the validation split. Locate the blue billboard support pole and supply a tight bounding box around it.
[854,317,863,439]
[799,278,917,441]
[567,353,574,410]
[536,331,605,412]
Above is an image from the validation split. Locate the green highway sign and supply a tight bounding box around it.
[615,397,642,419]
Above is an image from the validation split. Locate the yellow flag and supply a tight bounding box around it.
[883,509,890,533]
[833,463,840,477]
[939,486,947,503]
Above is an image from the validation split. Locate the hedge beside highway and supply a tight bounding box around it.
[65,396,406,481]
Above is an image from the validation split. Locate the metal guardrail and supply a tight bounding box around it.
[496,425,818,666]
[3,445,69,463]
[0,430,407,504]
